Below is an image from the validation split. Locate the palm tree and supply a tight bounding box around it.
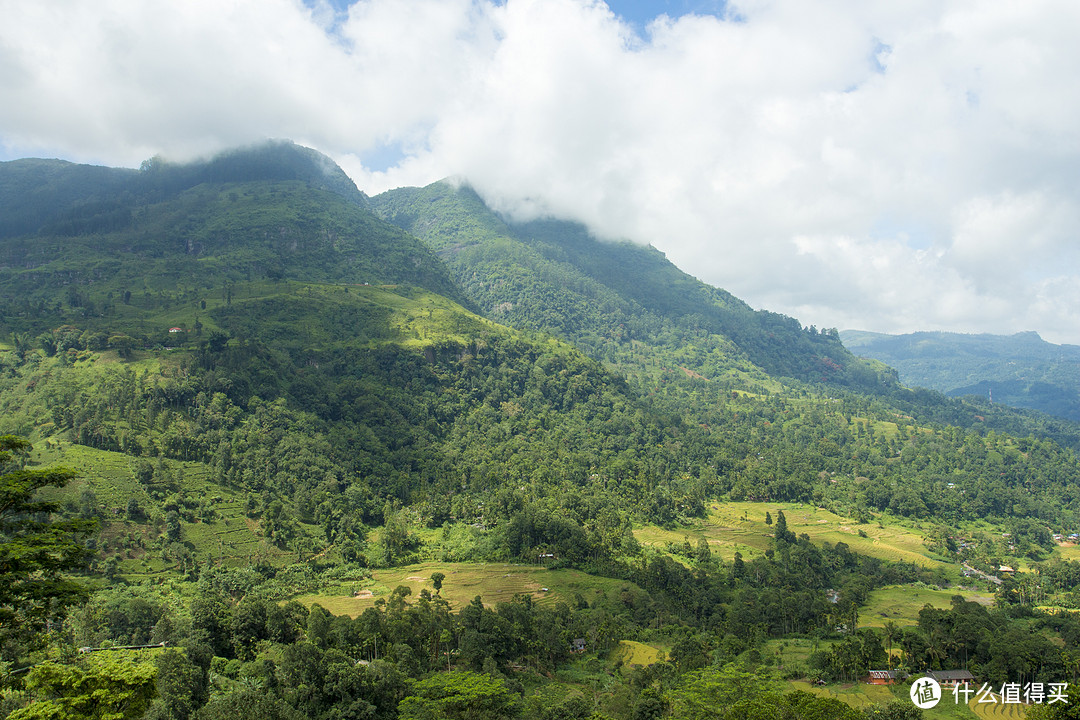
[926,625,947,670]
[883,621,899,670]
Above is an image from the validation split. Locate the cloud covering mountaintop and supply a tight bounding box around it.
[2,0,1078,342]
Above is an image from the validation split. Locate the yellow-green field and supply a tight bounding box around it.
[294,561,642,615]
[1054,543,1080,562]
[862,584,995,628]
[785,680,898,709]
[611,640,665,669]
[967,694,1029,719]
[635,501,950,572]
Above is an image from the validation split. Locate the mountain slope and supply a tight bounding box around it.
[0,143,466,339]
[2,143,1080,567]
[6,144,1080,720]
[0,159,137,240]
[0,144,723,540]
[372,181,894,391]
[842,329,1080,422]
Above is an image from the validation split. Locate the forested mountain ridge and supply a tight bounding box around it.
[0,141,369,241]
[370,180,1080,453]
[1,141,1078,537]
[4,143,1080,719]
[372,181,895,391]
[0,142,726,548]
[0,141,464,324]
[2,141,1079,551]
[842,329,1080,423]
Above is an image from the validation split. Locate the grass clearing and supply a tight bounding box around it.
[1053,543,1080,562]
[636,501,951,573]
[862,585,995,628]
[764,637,835,673]
[294,561,642,616]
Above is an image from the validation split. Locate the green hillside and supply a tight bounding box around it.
[373,181,895,391]
[3,144,1079,560]
[0,141,463,336]
[4,144,1080,719]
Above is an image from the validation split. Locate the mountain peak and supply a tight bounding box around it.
[140,140,368,207]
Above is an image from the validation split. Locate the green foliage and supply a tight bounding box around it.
[3,145,1080,720]
[0,143,463,345]
[192,689,303,720]
[0,435,94,658]
[397,670,518,720]
[9,650,159,720]
[668,663,864,720]
[807,629,886,682]
[862,702,924,720]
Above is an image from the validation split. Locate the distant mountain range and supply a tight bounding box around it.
[841,329,1080,422]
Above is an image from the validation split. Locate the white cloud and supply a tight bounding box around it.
[1,0,1079,343]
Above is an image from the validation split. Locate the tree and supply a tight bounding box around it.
[193,689,303,720]
[695,537,712,565]
[144,647,210,720]
[107,333,137,359]
[864,701,925,719]
[0,435,94,658]
[774,510,794,544]
[669,663,775,720]
[9,650,158,720]
[397,671,518,720]
[883,621,899,670]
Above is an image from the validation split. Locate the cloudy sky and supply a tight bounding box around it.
[2,0,1079,344]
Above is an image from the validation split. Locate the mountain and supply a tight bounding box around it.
[3,143,1078,533]
[372,180,895,392]
[5,143,1080,719]
[2,143,1077,533]
[0,142,723,533]
[0,158,137,240]
[841,329,1080,422]
[0,141,466,340]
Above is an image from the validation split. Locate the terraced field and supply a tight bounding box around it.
[1054,542,1080,562]
[968,695,1029,719]
[786,680,989,718]
[784,680,898,709]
